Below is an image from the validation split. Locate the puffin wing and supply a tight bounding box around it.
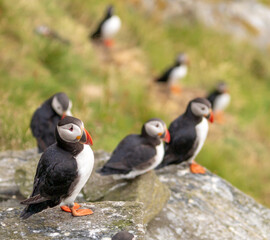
[99,135,156,175]
[207,90,218,107]
[91,12,111,39]
[161,117,197,166]
[20,145,77,219]
[156,66,174,83]
[26,146,77,201]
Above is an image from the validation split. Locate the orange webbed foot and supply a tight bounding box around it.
[61,202,80,213]
[71,207,93,217]
[190,162,206,174]
[170,85,182,95]
[104,39,114,47]
[215,111,225,124]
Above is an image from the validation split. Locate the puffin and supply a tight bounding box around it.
[155,53,189,94]
[157,98,214,174]
[207,81,230,123]
[20,116,94,219]
[90,5,121,47]
[30,92,72,153]
[98,118,170,179]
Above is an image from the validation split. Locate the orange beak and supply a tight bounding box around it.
[162,129,171,143]
[61,113,66,119]
[80,128,93,145]
[208,110,214,123]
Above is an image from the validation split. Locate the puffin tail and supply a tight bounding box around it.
[96,166,129,176]
[20,195,57,219]
[20,202,49,219]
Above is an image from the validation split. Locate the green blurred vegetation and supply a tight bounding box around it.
[0,0,270,206]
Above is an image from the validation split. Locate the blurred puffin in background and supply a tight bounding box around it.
[90,5,121,47]
[30,92,72,153]
[155,53,190,94]
[157,98,214,174]
[98,118,170,179]
[207,81,230,124]
[21,116,94,219]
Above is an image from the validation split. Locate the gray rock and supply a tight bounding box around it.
[0,201,145,240]
[146,163,270,240]
[0,148,39,200]
[100,171,170,224]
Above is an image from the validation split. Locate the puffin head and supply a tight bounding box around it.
[176,53,190,66]
[106,5,114,17]
[143,118,170,143]
[51,92,72,119]
[56,116,93,146]
[216,81,228,93]
[190,98,214,123]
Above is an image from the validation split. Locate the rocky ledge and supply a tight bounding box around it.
[1,149,270,239]
[147,163,270,240]
[0,201,145,240]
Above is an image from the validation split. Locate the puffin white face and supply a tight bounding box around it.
[52,97,72,117]
[57,123,83,143]
[144,120,166,138]
[191,102,210,117]
[52,96,64,116]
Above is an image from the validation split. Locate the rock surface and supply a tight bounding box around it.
[100,171,170,224]
[0,201,145,240]
[139,0,270,49]
[0,148,39,201]
[146,163,270,240]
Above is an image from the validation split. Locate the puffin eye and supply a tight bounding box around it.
[156,124,159,128]
[201,107,205,111]
[69,126,73,131]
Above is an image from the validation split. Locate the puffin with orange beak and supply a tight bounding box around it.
[98,118,170,179]
[21,116,94,219]
[30,92,72,153]
[157,98,214,174]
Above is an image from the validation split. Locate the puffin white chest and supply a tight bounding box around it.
[153,141,165,168]
[101,16,121,39]
[190,118,209,161]
[169,65,188,85]
[213,93,231,112]
[61,145,94,205]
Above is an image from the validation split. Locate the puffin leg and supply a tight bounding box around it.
[215,111,225,124]
[190,161,206,174]
[170,85,182,94]
[104,39,114,47]
[61,202,80,213]
[71,207,93,217]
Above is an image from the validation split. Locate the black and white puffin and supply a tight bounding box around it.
[156,53,189,94]
[98,118,170,179]
[207,82,230,123]
[90,5,121,47]
[30,92,72,153]
[157,98,214,174]
[20,116,94,219]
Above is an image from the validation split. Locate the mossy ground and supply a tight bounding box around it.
[0,0,270,206]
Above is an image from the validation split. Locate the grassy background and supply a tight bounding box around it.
[1,0,270,206]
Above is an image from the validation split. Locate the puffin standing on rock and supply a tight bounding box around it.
[98,118,170,179]
[20,116,94,219]
[90,5,121,47]
[30,92,73,153]
[207,82,230,123]
[156,53,189,94]
[158,98,214,174]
